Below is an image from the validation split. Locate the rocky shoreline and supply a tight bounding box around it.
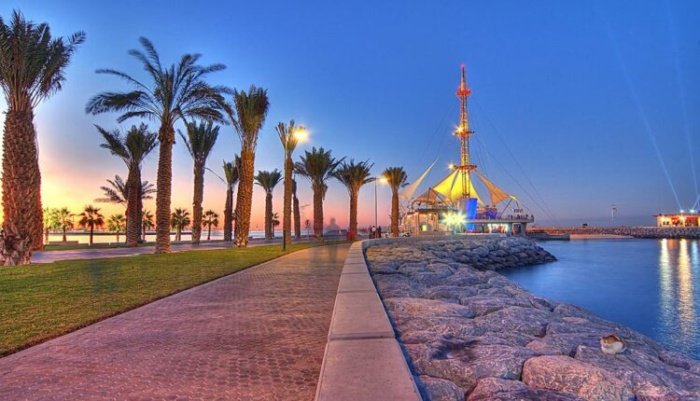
[365,237,700,401]
[530,226,700,239]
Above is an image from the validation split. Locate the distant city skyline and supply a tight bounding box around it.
[0,0,698,228]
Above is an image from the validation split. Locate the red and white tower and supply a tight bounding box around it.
[453,64,476,200]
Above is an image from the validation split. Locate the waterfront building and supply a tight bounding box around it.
[656,212,700,227]
[402,66,533,235]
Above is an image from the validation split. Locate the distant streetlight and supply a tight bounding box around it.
[374,176,388,229]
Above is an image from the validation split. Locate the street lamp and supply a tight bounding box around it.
[278,121,308,251]
[374,175,387,234]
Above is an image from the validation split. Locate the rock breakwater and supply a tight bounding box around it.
[365,237,700,401]
[531,226,700,239]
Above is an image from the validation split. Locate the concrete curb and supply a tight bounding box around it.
[314,240,423,401]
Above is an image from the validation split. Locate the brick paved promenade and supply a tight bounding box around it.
[0,244,349,400]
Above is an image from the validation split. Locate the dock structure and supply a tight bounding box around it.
[402,65,534,236]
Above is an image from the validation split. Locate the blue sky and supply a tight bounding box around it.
[1,0,698,227]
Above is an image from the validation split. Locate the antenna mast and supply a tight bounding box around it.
[454,64,477,200]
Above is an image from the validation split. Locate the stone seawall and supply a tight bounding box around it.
[365,237,700,401]
[531,226,700,239]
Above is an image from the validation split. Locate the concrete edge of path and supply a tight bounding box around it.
[314,239,423,401]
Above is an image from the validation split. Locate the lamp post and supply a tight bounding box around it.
[374,176,387,236]
[278,122,308,251]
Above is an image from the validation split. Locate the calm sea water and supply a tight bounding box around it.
[502,239,700,359]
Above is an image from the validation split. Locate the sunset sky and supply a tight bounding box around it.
[1,0,699,228]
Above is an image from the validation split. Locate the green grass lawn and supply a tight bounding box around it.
[0,242,326,356]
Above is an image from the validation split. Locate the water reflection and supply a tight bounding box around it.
[659,239,697,339]
[504,239,700,359]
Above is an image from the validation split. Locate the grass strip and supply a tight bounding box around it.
[0,242,335,356]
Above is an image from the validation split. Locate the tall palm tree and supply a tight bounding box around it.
[382,167,409,237]
[141,209,154,241]
[222,157,240,241]
[170,208,191,242]
[56,207,73,242]
[295,147,343,239]
[227,86,269,247]
[86,37,229,253]
[179,121,219,244]
[277,121,304,249]
[254,169,282,240]
[333,160,375,238]
[107,213,126,243]
[292,177,301,240]
[96,176,156,205]
[202,209,219,241]
[79,205,104,246]
[97,123,157,247]
[0,11,85,264]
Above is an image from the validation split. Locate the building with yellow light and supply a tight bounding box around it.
[656,212,699,227]
[401,66,533,236]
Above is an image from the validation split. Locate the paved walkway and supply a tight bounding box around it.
[0,244,349,400]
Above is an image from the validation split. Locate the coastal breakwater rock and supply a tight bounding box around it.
[365,237,700,401]
[531,226,700,239]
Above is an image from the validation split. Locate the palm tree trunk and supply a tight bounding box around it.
[391,189,399,237]
[292,179,301,240]
[282,155,293,249]
[224,186,233,241]
[136,171,144,243]
[312,182,324,239]
[2,110,42,264]
[155,126,174,253]
[191,162,205,244]
[207,225,212,241]
[89,226,94,245]
[125,165,140,247]
[234,148,255,247]
[349,188,359,236]
[44,228,49,244]
[116,232,120,243]
[265,191,273,240]
[62,228,67,242]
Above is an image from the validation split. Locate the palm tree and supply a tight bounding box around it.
[170,208,191,242]
[56,207,73,242]
[43,208,60,244]
[277,121,305,249]
[179,121,219,244]
[0,11,85,263]
[96,176,156,205]
[141,209,154,241]
[79,205,104,245]
[292,177,301,240]
[254,169,282,240]
[97,123,157,247]
[86,37,229,254]
[202,210,219,241]
[333,160,375,238]
[226,86,270,247]
[271,212,280,230]
[382,167,409,237]
[222,157,240,241]
[295,147,343,239]
[107,214,126,243]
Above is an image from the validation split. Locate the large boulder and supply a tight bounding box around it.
[522,355,635,401]
[467,377,585,401]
